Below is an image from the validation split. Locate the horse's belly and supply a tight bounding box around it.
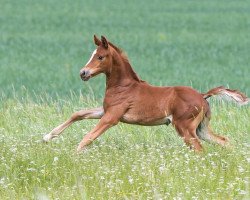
[121,112,172,126]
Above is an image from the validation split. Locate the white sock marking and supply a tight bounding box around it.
[43,133,53,142]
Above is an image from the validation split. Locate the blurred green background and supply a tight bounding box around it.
[1,0,249,100]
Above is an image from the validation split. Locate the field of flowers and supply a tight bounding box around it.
[0,97,249,199]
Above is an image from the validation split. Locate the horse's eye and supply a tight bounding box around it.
[98,56,103,60]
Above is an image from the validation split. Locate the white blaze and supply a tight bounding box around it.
[85,49,97,66]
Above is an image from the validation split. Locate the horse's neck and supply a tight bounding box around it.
[105,54,140,88]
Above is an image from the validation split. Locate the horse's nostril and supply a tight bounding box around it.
[80,70,91,81]
[80,70,86,77]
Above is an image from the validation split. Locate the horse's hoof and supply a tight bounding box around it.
[43,134,52,142]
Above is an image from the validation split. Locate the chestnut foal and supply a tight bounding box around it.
[43,35,249,152]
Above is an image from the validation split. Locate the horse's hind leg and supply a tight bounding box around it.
[174,120,203,152]
[43,107,104,142]
[175,125,203,152]
[196,117,229,146]
[173,110,207,152]
[208,127,229,146]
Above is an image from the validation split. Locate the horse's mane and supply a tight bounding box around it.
[108,41,142,82]
[108,42,128,61]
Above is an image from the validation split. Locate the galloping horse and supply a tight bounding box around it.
[43,35,249,152]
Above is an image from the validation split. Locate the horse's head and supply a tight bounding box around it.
[80,35,112,81]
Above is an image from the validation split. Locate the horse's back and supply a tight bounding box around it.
[138,84,209,121]
[138,83,203,104]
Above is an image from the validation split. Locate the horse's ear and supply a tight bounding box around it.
[94,35,101,46]
[101,36,109,49]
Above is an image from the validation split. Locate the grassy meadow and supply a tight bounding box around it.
[0,0,250,199]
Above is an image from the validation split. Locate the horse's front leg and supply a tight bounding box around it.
[77,110,124,152]
[43,107,104,142]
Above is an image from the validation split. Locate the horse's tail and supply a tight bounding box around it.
[202,86,249,105]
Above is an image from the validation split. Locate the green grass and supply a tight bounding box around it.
[0,97,249,199]
[0,0,250,199]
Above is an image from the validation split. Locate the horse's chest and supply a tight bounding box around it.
[103,91,130,109]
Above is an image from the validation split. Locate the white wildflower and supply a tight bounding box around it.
[128,176,133,184]
[53,157,59,162]
[238,166,244,173]
[27,168,36,172]
[0,177,5,185]
[239,190,247,195]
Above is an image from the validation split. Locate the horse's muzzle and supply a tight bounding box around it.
[80,69,91,81]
